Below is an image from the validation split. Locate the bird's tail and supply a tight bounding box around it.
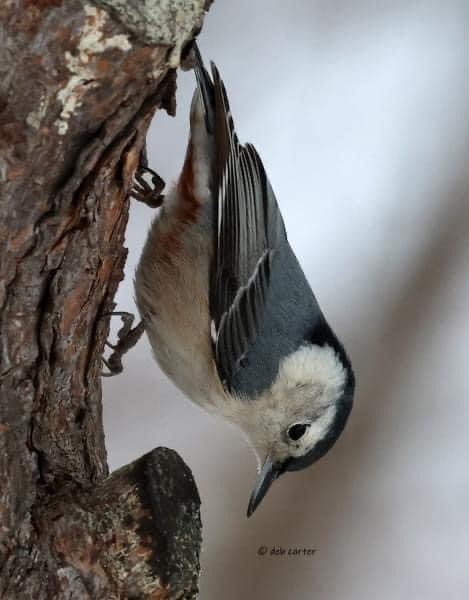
[191,42,215,134]
[191,43,239,189]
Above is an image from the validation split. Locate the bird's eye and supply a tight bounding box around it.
[287,423,309,441]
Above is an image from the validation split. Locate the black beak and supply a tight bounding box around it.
[247,455,282,517]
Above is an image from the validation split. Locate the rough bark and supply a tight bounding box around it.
[0,1,209,597]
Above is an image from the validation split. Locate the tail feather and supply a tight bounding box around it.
[192,43,215,133]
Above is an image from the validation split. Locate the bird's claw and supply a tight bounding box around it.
[101,311,145,377]
[131,166,165,208]
[130,143,165,208]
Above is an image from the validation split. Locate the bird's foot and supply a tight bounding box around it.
[101,311,145,377]
[130,143,165,208]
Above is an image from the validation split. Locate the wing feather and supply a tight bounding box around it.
[194,54,287,389]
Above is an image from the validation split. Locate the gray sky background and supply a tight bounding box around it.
[103,2,469,598]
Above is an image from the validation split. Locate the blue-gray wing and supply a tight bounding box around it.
[204,62,289,391]
[227,241,326,397]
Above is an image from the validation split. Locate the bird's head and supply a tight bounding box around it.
[234,343,355,516]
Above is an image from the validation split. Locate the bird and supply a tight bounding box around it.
[134,44,355,517]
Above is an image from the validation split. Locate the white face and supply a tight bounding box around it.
[231,344,347,466]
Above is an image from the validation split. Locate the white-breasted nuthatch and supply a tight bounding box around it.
[134,45,355,516]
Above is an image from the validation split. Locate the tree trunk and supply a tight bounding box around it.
[0,1,210,597]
